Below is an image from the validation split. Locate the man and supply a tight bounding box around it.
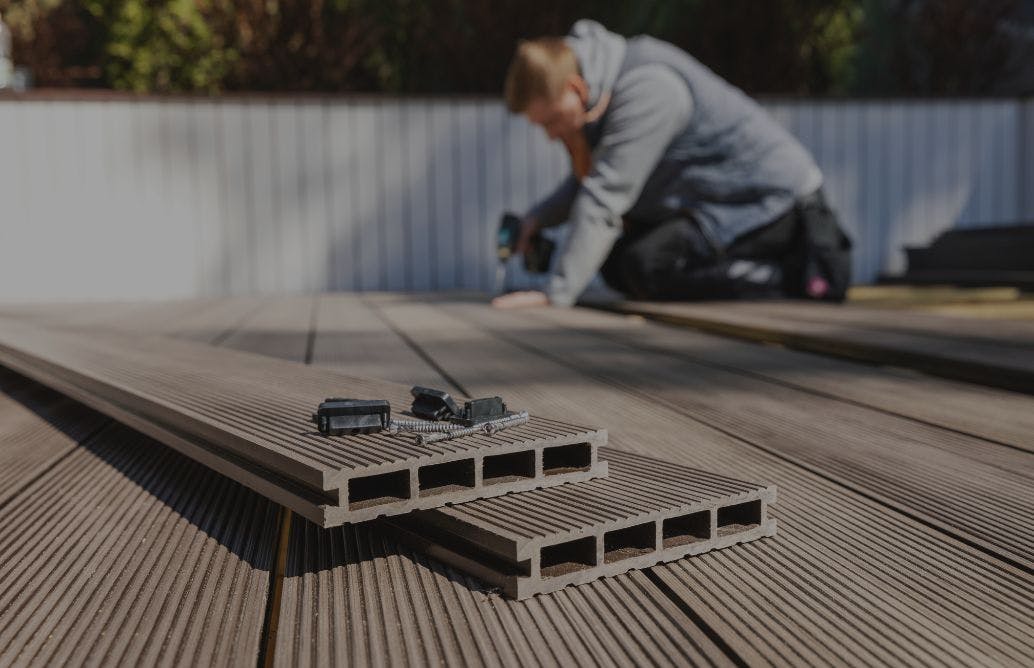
[492,20,852,309]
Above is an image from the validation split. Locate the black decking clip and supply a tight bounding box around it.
[410,386,461,421]
[409,387,508,426]
[312,398,391,436]
[456,396,507,426]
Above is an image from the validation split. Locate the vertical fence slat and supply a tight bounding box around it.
[4,96,1034,301]
[402,103,431,291]
[379,102,407,291]
[455,103,481,290]
[295,102,327,292]
[218,102,248,294]
[429,102,456,289]
[352,103,381,291]
[0,101,24,297]
[481,102,509,293]
[324,102,351,291]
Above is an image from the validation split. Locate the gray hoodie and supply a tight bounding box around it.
[529,20,822,306]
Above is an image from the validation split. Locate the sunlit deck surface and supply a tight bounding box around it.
[1,292,1032,666]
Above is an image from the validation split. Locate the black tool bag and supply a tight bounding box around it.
[785,194,853,302]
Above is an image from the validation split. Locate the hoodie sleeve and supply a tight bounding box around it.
[525,175,578,228]
[546,64,693,306]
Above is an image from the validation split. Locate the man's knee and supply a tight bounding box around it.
[616,219,710,297]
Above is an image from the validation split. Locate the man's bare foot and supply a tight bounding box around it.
[491,290,550,309]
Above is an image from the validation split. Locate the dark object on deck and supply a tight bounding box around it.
[312,398,391,435]
[410,386,460,421]
[883,225,1034,288]
[498,212,555,273]
[458,396,507,426]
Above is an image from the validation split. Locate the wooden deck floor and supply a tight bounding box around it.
[1,293,1032,667]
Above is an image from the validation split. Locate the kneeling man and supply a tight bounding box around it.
[494,20,852,309]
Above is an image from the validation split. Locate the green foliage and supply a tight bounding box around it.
[0,0,1024,94]
[852,0,1020,95]
[81,0,236,92]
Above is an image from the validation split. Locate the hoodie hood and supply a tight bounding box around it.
[564,20,627,109]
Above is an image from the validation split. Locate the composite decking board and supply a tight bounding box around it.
[0,369,109,505]
[389,447,777,598]
[593,299,1034,394]
[0,316,606,525]
[150,295,270,342]
[274,518,732,668]
[0,421,278,667]
[217,294,315,363]
[373,296,1034,665]
[540,304,1034,454]
[82,299,227,336]
[846,284,1022,306]
[917,300,1034,320]
[883,269,1034,289]
[745,300,1034,349]
[311,293,444,386]
[0,301,147,329]
[435,299,1034,569]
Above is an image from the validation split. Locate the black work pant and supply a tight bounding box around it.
[600,191,846,301]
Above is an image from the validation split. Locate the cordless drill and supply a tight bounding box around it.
[497,213,555,273]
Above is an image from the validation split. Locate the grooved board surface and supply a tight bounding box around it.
[311,293,443,386]
[4,294,1034,666]
[592,299,1034,393]
[371,295,1034,665]
[0,422,278,667]
[506,307,1034,569]
[0,369,107,504]
[558,303,1034,453]
[275,517,732,667]
[0,315,606,525]
[746,300,1034,346]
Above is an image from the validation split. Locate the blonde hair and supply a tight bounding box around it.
[504,38,578,113]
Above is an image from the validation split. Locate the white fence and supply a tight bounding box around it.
[1,95,1032,301]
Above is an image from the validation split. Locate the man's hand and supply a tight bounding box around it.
[491,290,550,309]
[514,217,540,255]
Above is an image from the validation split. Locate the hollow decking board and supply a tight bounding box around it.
[388,447,776,598]
[0,316,607,526]
[591,299,1034,394]
[373,296,1034,666]
[432,299,1034,569]
[0,420,278,667]
[268,294,734,667]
